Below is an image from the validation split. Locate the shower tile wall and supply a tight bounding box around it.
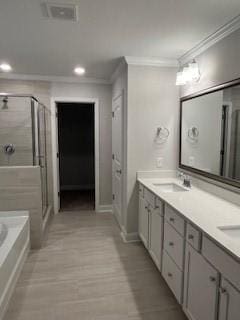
[0,97,33,166]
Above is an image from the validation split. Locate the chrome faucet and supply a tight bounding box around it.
[178,171,191,188]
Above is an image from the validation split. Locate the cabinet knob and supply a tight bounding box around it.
[167,272,173,277]
[169,217,175,222]
[145,206,148,209]
[209,276,216,282]
[169,242,174,247]
[155,205,159,209]
[188,234,194,240]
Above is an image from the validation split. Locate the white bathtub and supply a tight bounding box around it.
[0,211,30,320]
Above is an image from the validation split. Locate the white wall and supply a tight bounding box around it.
[126,65,179,233]
[51,82,112,206]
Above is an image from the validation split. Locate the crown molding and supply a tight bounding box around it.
[124,56,178,67]
[179,14,240,65]
[110,58,127,84]
[0,72,111,85]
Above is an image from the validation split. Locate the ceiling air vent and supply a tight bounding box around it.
[42,2,78,21]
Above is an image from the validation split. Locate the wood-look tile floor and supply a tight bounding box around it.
[4,211,187,320]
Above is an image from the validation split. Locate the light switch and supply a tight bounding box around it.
[156,157,163,168]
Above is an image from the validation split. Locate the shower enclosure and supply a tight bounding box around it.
[0,94,48,217]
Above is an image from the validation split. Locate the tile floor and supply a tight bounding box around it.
[4,211,187,320]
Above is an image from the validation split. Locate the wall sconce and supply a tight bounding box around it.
[176,60,200,86]
[187,126,199,142]
[154,126,169,144]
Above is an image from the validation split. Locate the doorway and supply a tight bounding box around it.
[56,102,96,211]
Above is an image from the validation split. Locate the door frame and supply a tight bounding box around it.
[51,97,100,213]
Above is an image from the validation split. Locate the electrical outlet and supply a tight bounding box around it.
[156,157,163,168]
[189,156,195,166]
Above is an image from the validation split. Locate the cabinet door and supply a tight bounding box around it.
[219,278,240,320]
[183,244,219,320]
[149,208,163,270]
[138,196,149,249]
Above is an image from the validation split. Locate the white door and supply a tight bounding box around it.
[149,208,163,270]
[138,196,149,249]
[219,278,240,320]
[112,93,123,226]
[184,244,219,320]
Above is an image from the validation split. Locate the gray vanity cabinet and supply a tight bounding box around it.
[219,279,240,320]
[183,243,219,320]
[138,194,149,249]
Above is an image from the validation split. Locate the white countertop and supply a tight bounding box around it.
[138,177,240,261]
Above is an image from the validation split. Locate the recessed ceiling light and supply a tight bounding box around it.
[0,63,12,72]
[74,66,85,75]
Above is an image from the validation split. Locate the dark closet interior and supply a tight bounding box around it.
[57,102,95,211]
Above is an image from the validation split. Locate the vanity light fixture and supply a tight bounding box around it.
[176,60,200,86]
[0,63,12,72]
[74,66,85,75]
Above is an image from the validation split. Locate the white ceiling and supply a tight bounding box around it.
[0,0,240,81]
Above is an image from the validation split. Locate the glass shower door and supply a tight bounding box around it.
[37,102,48,217]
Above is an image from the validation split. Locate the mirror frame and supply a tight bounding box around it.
[179,77,240,189]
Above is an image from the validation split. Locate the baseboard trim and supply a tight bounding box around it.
[120,227,140,243]
[97,205,113,213]
[61,185,95,191]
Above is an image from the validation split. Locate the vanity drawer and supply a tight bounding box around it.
[139,183,144,198]
[144,188,155,208]
[202,236,240,291]
[164,221,184,270]
[162,250,183,304]
[186,223,201,252]
[165,205,185,236]
[155,197,164,216]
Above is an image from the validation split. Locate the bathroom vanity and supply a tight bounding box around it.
[137,78,240,320]
[138,176,240,320]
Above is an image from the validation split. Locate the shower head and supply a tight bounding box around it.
[2,97,8,110]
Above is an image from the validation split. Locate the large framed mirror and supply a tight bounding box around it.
[180,78,240,188]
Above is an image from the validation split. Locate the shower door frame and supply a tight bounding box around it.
[51,97,100,214]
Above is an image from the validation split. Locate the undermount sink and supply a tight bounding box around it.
[218,225,240,240]
[152,183,188,193]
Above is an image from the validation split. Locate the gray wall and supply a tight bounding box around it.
[181,28,240,97]
[180,28,240,197]
[126,65,179,233]
[113,64,179,234]
[51,82,112,206]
